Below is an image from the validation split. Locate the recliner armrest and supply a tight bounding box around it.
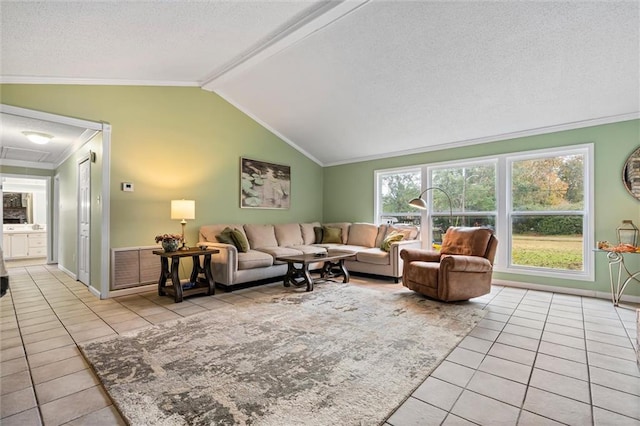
[440,255,492,272]
[400,248,441,263]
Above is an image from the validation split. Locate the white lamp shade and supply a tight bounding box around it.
[171,200,195,220]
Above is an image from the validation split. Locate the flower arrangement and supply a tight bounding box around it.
[155,233,182,243]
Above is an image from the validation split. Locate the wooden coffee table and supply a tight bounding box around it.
[276,251,356,292]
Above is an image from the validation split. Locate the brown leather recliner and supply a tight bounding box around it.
[400,227,498,302]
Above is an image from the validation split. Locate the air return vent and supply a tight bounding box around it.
[111,246,159,290]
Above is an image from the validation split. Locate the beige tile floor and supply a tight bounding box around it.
[1,264,638,425]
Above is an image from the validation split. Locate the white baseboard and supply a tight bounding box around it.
[88,285,101,299]
[58,264,77,280]
[493,279,640,305]
[107,283,157,299]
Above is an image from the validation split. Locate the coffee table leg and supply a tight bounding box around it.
[283,262,293,287]
[339,259,350,283]
[303,264,314,292]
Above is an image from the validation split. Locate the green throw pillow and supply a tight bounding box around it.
[321,226,342,244]
[313,226,324,243]
[380,231,404,252]
[231,228,249,253]
[215,227,236,246]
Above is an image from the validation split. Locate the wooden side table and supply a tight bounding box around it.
[153,248,219,303]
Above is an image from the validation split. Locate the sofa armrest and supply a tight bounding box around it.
[389,240,422,277]
[400,247,441,263]
[198,241,238,284]
[440,255,492,273]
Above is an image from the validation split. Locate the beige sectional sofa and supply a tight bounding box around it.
[198,222,420,289]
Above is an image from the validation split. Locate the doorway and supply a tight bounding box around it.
[1,104,111,298]
[1,176,50,267]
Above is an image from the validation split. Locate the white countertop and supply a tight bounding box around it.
[3,225,47,234]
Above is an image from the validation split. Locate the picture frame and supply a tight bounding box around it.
[240,157,291,209]
[623,146,640,201]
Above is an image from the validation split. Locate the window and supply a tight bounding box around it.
[375,168,421,226]
[375,144,593,280]
[509,151,587,273]
[430,161,497,237]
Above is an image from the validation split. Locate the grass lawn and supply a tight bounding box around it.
[512,234,583,270]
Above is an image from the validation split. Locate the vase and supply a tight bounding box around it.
[162,239,180,252]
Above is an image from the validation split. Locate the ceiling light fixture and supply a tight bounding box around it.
[22,131,53,145]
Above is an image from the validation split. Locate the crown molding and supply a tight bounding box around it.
[323,112,640,167]
[0,76,199,87]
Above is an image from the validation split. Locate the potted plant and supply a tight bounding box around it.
[155,233,182,252]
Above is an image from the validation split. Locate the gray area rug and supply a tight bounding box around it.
[80,283,484,425]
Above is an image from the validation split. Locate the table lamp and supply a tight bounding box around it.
[171,199,195,250]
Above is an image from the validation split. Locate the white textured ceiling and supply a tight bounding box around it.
[0,113,95,167]
[1,1,639,166]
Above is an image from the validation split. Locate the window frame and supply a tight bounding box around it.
[504,145,593,280]
[374,143,594,281]
[374,166,422,226]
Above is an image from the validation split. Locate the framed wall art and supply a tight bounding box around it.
[240,157,291,209]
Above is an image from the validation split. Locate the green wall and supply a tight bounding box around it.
[52,132,104,292]
[324,119,640,296]
[1,84,323,293]
[2,83,638,298]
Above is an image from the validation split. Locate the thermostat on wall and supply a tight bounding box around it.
[122,182,134,192]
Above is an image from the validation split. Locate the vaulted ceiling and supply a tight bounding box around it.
[1,1,638,166]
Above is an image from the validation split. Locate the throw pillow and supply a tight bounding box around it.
[321,226,342,244]
[380,231,405,252]
[313,226,324,244]
[215,227,236,246]
[231,228,250,253]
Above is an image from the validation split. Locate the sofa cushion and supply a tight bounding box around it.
[255,246,304,263]
[215,227,236,245]
[275,223,303,246]
[244,224,278,249]
[324,245,367,254]
[288,245,326,255]
[387,225,419,240]
[300,222,321,245]
[237,250,273,270]
[322,226,343,244]
[231,228,250,253]
[200,224,247,243]
[323,222,351,244]
[374,224,389,248]
[313,226,323,243]
[356,248,391,265]
[347,223,379,248]
[380,231,405,252]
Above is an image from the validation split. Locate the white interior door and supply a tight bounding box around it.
[78,158,90,285]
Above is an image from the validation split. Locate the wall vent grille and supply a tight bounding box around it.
[111,246,159,290]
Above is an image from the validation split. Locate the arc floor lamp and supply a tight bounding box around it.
[408,186,454,229]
